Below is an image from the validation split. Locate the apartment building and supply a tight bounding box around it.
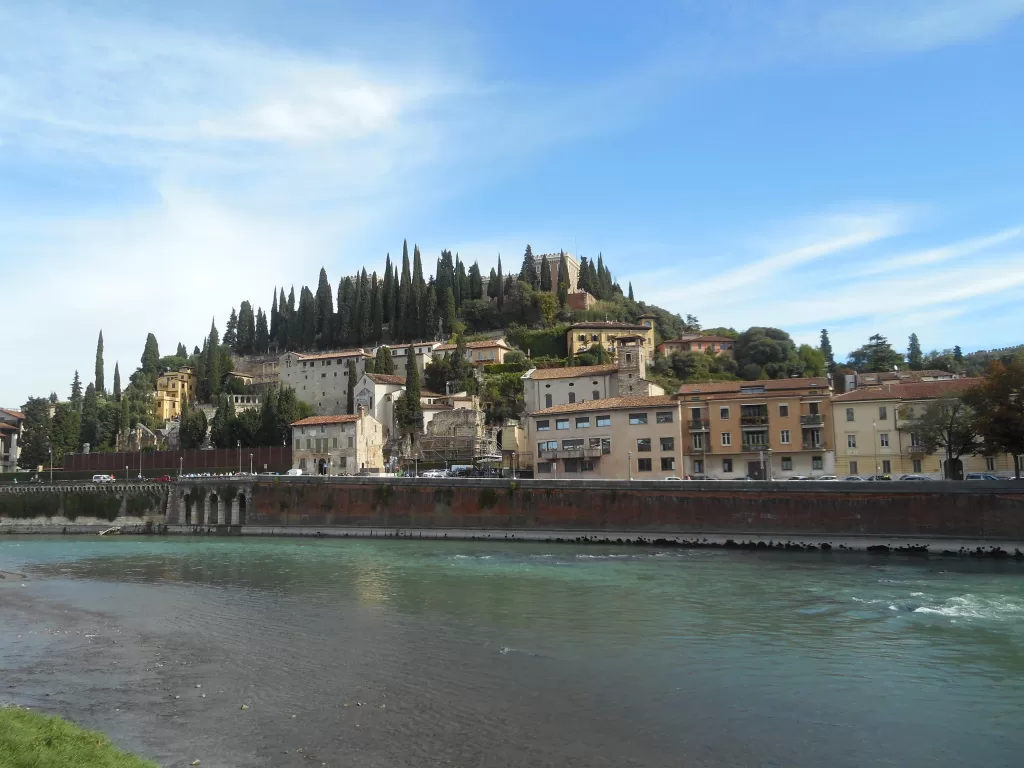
[831,378,1015,478]
[678,378,834,479]
[657,335,735,358]
[279,349,374,416]
[566,315,657,359]
[842,368,961,392]
[0,408,24,472]
[154,368,198,421]
[433,338,512,366]
[290,410,385,475]
[526,395,683,479]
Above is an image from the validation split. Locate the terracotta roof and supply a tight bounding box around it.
[0,422,18,431]
[531,395,677,417]
[568,321,649,331]
[423,403,454,411]
[0,408,25,420]
[659,335,735,345]
[435,339,511,351]
[526,363,618,381]
[290,349,370,361]
[291,415,362,426]
[365,373,407,386]
[678,377,830,396]
[832,379,981,402]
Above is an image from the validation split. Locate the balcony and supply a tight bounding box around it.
[800,414,824,427]
[740,416,769,427]
[688,419,710,431]
[908,444,927,455]
[538,448,604,460]
[741,443,769,453]
[802,442,825,451]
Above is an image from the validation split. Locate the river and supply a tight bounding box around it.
[1,536,1022,767]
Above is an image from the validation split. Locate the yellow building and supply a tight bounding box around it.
[154,368,197,421]
[567,315,656,359]
[831,378,1019,478]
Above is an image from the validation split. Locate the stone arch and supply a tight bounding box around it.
[208,493,219,525]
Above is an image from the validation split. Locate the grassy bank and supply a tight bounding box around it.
[0,707,158,768]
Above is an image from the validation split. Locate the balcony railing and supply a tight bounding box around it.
[741,443,769,453]
[802,442,825,450]
[740,416,769,427]
[538,447,604,460]
[689,419,710,431]
[800,414,824,426]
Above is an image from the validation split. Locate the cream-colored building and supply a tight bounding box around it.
[154,368,198,421]
[657,335,735,358]
[678,378,834,479]
[567,316,656,359]
[0,407,24,472]
[290,410,385,475]
[230,394,260,414]
[434,338,512,366]
[527,395,683,479]
[279,349,373,416]
[373,342,442,379]
[831,378,1016,478]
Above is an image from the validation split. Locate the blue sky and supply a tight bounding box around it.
[3,0,1024,405]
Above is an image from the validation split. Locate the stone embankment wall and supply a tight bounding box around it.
[0,484,168,531]
[235,478,1024,541]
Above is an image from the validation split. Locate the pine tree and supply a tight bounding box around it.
[486,267,498,299]
[953,345,963,362]
[224,308,239,350]
[820,329,835,370]
[496,256,504,309]
[557,251,570,308]
[374,345,395,375]
[539,255,552,292]
[94,330,105,394]
[315,267,334,349]
[907,333,923,370]
[371,273,383,342]
[113,363,122,401]
[255,309,269,353]
[519,245,537,286]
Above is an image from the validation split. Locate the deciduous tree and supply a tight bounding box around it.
[963,359,1024,478]
[901,397,979,480]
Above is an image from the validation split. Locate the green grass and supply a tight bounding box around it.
[0,707,158,768]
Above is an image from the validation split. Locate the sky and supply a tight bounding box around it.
[2,0,1024,405]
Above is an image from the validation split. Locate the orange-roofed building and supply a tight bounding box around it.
[290,409,384,475]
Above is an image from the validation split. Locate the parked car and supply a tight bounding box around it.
[808,475,839,481]
[421,469,449,478]
[785,475,807,481]
[91,474,115,483]
[663,476,684,481]
[687,474,715,481]
[153,475,172,483]
[285,468,303,476]
[965,473,1002,481]
[843,475,865,481]
[866,474,892,481]
[898,474,929,481]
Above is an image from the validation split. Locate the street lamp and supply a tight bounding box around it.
[125,465,129,483]
[179,457,183,478]
[628,451,633,481]
[872,421,879,476]
[249,453,253,475]
[48,447,52,485]
[237,440,242,475]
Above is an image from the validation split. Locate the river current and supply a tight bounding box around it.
[1,536,1022,767]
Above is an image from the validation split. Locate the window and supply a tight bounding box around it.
[692,433,704,450]
[637,438,652,452]
[592,334,599,342]
[575,416,590,428]
[721,432,731,447]
[912,459,922,473]
[332,438,338,449]
[593,390,600,400]
[578,334,586,342]
[537,462,553,474]
[910,432,922,448]
[556,419,569,430]
[661,457,676,471]
[637,458,652,472]
[568,392,576,404]
[882,460,891,474]
[625,353,632,363]
[564,459,594,473]
[656,412,674,424]
[879,406,888,421]
[780,430,791,444]
[812,456,823,470]
[720,407,730,420]
[779,404,789,417]
[781,457,793,471]
[986,457,996,471]
[597,415,611,427]
[590,437,611,454]
[722,458,733,473]
[629,413,648,425]
[809,402,820,416]
[846,408,855,422]
[660,437,675,451]
[693,459,705,474]
[305,439,311,449]
[538,440,558,453]
[562,439,584,450]
[545,394,553,408]
[850,460,859,475]
[847,434,857,448]
[348,437,354,448]
[537,420,550,431]
[880,433,889,447]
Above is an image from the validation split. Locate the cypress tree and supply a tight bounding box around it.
[374,345,395,375]
[93,330,105,394]
[410,245,425,339]
[278,288,291,350]
[347,360,357,414]
[486,267,498,299]
[456,258,469,307]
[908,333,923,370]
[224,308,239,350]
[821,329,836,370]
[628,282,634,301]
[141,333,160,380]
[496,256,504,309]
[255,309,269,353]
[315,267,334,349]
[371,273,383,343]
[297,287,316,350]
[358,270,372,344]
[394,343,424,446]
[469,262,483,300]
[176,342,187,357]
[336,277,354,347]
[270,289,279,344]
[540,255,552,291]
[113,363,122,401]
[382,255,393,325]
[577,257,590,293]
[204,320,221,402]
[424,283,439,340]
[237,301,256,354]
[557,251,570,308]
[444,287,456,335]
[398,241,412,343]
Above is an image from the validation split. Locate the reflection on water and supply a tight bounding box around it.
[1,536,1023,767]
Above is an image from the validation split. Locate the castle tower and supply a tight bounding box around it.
[615,335,647,396]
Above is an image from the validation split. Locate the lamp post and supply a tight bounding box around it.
[250,453,253,475]
[48,447,52,485]
[237,440,242,475]
[872,421,879,476]
[628,451,633,481]
[125,465,129,483]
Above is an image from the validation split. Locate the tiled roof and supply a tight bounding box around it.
[365,373,406,386]
[423,403,455,411]
[531,395,677,416]
[0,422,18,432]
[678,377,830,396]
[832,379,981,402]
[0,408,26,420]
[290,349,370,361]
[568,321,649,331]
[526,363,619,380]
[659,335,735,345]
[435,339,511,351]
[291,415,362,426]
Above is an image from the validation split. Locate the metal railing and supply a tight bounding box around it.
[800,414,824,426]
[740,416,769,426]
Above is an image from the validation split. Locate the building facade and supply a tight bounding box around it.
[433,338,512,366]
[279,349,373,416]
[371,342,442,379]
[678,378,834,479]
[154,368,198,421]
[657,335,735,357]
[534,252,580,293]
[566,316,656,359]
[0,408,24,472]
[290,411,385,475]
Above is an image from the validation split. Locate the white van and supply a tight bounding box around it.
[285,468,303,476]
[91,474,115,483]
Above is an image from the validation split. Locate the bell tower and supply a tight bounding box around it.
[615,335,647,396]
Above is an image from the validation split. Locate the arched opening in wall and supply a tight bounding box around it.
[209,493,219,525]
[318,458,328,476]
[184,493,193,525]
[223,495,233,526]
[238,494,247,525]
